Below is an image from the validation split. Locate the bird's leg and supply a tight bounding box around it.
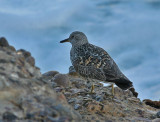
[90,83,95,94]
[111,84,114,97]
[86,78,95,94]
[109,83,115,98]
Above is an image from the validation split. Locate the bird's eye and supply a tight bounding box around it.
[71,35,74,38]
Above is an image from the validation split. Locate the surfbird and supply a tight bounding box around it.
[60,31,133,95]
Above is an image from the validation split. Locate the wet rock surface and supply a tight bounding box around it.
[0,37,159,122]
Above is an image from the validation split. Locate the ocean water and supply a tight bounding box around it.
[0,0,160,100]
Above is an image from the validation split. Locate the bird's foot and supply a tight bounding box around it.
[90,84,95,94]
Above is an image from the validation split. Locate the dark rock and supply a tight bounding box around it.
[2,112,17,121]
[0,37,9,47]
[157,111,160,118]
[26,113,35,119]
[135,109,144,117]
[50,109,59,118]
[129,87,138,97]
[0,59,8,63]
[143,99,160,109]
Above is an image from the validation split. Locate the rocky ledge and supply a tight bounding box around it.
[0,37,159,122]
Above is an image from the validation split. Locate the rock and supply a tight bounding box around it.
[129,87,138,97]
[157,111,160,118]
[152,118,160,122]
[0,37,159,122]
[2,112,17,121]
[8,45,16,51]
[74,104,81,110]
[42,71,59,84]
[61,75,159,122]
[52,74,70,87]
[43,71,59,77]
[143,99,160,109]
[69,66,79,76]
[26,56,35,66]
[17,49,31,58]
[0,39,82,121]
[95,95,104,102]
[0,37,9,47]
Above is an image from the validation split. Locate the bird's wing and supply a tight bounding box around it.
[72,43,122,81]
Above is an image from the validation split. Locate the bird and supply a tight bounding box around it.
[60,31,133,95]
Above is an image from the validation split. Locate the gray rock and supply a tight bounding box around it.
[95,95,104,102]
[52,74,70,87]
[17,49,31,58]
[26,56,35,66]
[74,104,81,110]
[43,71,59,77]
[0,38,81,121]
[68,98,76,103]
[8,46,16,51]
[42,71,59,83]
[152,118,160,122]
[157,111,160,118]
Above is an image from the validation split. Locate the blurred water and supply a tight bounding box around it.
[0,0,160,100]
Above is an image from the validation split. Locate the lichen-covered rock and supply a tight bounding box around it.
[0,37,82,122]
[50,75,159,122]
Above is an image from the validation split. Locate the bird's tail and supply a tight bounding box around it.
[114,78,133,90]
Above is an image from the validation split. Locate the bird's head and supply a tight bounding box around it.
[60,31,88,46]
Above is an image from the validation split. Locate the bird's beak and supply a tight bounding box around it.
[60,38,70,43]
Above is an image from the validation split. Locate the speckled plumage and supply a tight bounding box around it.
[61,31,132,90]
